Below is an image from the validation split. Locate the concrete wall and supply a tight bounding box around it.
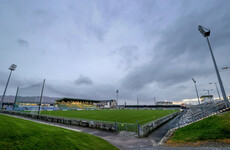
[0,110,179,137]
[0,110,116,131]
[138,111,180,137]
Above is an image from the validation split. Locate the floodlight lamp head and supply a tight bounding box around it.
[198,25,210,37]
[222,67,229,70]
[9,64,17,71]
[192,78,196,83]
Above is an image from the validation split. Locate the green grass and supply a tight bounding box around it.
[41,109,178,125]
[0,114,118,150]
[170,111,230,142]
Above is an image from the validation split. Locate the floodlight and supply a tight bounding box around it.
[222,67,229,70]
[198,25,229,107]
[9,64,17,71]
[198,25,210,37]
[1,64,17,109]
[192,78,196,83]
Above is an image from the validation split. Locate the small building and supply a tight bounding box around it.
[156,101,173,105]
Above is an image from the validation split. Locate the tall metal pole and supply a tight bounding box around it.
[215,83,221,101]
[0,70,13,109]
[192,78,200,105]
[206,37,229,107]
[207,89,212,102]
[194,82,200,105]
[116,90,119,109]
[13,87,19,111]
[38,79,45,114]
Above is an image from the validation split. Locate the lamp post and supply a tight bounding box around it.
[0,64,17,109]
[209,82,221,101]
[116,89,119,109]
[198,25,229,107]
[192,78,200,105]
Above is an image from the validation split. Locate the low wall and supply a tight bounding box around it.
[138,111,180,137]
[0,110,116,131]
[0,110,179,137]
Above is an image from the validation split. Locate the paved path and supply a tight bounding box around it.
[147,117,174,143]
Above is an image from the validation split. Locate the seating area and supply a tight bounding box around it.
[42,106,58,111]
[81,103,99,110]
[11,105,58,111]
[57,102,99,110]
[14,105,39,111]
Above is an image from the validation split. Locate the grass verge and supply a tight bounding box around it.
[168,111,230,145]
[0,114,118,150]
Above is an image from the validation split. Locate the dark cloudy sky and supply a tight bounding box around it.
[0,0,230,104]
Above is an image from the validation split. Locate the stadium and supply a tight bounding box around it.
[54,98,117,110]
[1,82,229,149]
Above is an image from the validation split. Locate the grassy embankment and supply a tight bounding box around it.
[42,109,179,125]
[168,111,230,145]
[0,114,118,150]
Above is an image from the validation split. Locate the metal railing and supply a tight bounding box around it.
[169,100,229,130]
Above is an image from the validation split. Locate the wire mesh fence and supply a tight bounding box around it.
[169,100,229,130]
[115,122,139,132]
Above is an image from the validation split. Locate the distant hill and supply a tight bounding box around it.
[0,95,61,104]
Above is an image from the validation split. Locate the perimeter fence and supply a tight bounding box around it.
[169,100,229,130]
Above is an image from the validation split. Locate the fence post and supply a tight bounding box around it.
[138,124,140,136]
[126,123,127,132]
[191,109,194,122]
[115,122,117,131]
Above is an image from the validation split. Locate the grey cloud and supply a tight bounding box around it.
[1,0,230,103]
[75,75,93,85]
[86,25,106,41]
[116,45,139,69]
[45,82,116,100]
[17,38,29,47]
[121,1,230,91]
[0,71,43,89]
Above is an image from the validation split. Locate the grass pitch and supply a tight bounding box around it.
[42,109,178,124]
[169,111,230,143]
[0,114,118,150]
